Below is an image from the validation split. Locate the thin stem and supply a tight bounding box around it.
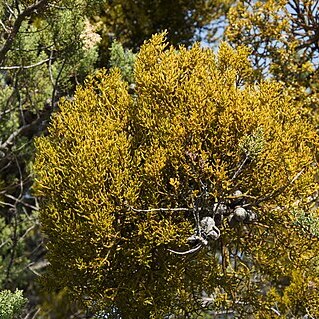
[129,206,191,213]
[0,58,51,70]
[168,244,202,255]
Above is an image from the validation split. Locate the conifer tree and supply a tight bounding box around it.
[35,34,319,318]
[226,0,319,113]
[0,0,102,316]
[92,0,234,65]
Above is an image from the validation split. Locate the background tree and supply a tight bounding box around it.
[34,34,319,318]
[0,0,103,317]
[226,0,319,113]
[92,0,234,65]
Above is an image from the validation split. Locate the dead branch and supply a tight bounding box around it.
[255,168,305,205]
[128,205,191,213]
[0,58,51,70]
[0,116,43,150]
[168,244,203,255]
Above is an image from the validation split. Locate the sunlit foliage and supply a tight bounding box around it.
[0,289,26,319]
[34,34,319,318]
[226,0,319,113]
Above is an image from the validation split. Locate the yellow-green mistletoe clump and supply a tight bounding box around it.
[34,34,319,318]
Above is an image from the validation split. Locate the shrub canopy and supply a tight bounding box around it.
[34,34,319,318]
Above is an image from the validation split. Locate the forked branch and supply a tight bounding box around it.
[0,0,51,64]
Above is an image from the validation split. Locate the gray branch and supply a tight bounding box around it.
[0,58,51,70]
[0,116,43,150]
[168,244,202,255]
[0,0,50,64]
[128,206,192,213]
[256,168,305,205]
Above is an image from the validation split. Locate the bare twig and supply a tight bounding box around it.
[48,50,55,86]
[27,260,50,277]
[23,307,41,319]
[5,3,17,18]
[168,244,202,255]
[0,200,16,208]
[231,155,249,180]
[0,58,51,70]
[0,105,18,120]
[0,117,42,150]
[0,19,9,32]
[128,206,191,213]
[4,194,39,211]
[19,224,37,242]
[0,238,11,250]
[51,57,67,109]
[270,306,281,316]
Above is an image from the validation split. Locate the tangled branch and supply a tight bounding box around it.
[0,0,50,64]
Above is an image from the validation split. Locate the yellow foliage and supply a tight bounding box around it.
[226,0,319,118]
[34,34,319,318]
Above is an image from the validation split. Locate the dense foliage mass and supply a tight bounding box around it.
[35,34,319,318]
[2,0,319,317]
[1,0,232,316]
[0,289,26,319]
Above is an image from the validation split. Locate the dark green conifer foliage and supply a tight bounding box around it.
[109,41,136,84]
[35,34,319,318]
[93,0,233,65]
[0,0,103,316]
